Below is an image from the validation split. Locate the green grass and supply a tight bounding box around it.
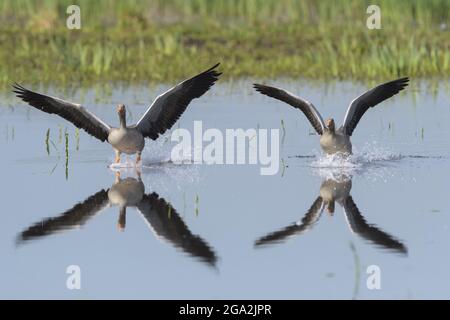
[1,0,449,90]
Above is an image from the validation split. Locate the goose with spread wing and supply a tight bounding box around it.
[254,175,407,254]
[13,63,221,165]
[16,172,217,266]
[254,78,409,155]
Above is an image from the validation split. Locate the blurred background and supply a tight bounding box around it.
[0,0,449,89]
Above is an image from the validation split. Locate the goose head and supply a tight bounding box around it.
[325,118,335,133]
[326,201,335,216]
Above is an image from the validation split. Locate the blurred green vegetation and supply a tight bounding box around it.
[0,0,449,89]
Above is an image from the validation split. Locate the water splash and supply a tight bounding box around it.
[142,133,174,164]
[107,133,201,193]
[311,142,401,169]
[141,133,200,192]
[308,142,405,181]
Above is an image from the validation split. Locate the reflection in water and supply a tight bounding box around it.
[255,174,407,254]
[16,171,217,267]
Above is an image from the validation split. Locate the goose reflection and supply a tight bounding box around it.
[255,175,407,254]
[16,172,217,266]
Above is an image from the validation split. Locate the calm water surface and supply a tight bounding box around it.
[1,80,450,299]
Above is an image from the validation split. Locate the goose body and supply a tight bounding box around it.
[254,78,409,155]
[319,128,352,155]
[14,63,221,165]
[108,126,145,156]
[319,177,352,207]
[108,176,145,208]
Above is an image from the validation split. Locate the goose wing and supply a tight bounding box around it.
[13,84,111,141]
[341,77,409,136]
[135,64,221,140]
[137,193,217,266]
[253,84,325,135]
[342,196,407,254]
[254,196,324,247]
[16,189,110,245]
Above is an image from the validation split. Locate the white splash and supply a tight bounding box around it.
[309,142,402,181]
[140,133,200,192]
[107,133,200,193]
[311,142,400,168]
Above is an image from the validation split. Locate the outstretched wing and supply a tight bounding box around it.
[253,84,325,135]
[341,77,409,136]
[342,196,407,254]
[13,84,111,141]
[254,196,324,247]
[137,193,217,266]
[135,64,221,140]
[16,189,110,245]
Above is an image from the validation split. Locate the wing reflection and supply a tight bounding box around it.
[255,196,323,246]
[17,172,217,266]
[18,189,109,242]
[342,196,407,253]
[255,175,407,254]
[137,193,217,266]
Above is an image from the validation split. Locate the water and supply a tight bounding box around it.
[1,80,450,299]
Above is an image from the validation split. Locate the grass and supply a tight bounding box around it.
[349,242,361,300]
[45,128,50,155]
[195,194,199,216]
[1,0,450,90]
[44,125,73,179]
[65,129,69,180]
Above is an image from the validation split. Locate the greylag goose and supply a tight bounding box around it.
[13,63,221,165]
[254,175,407,254]
[16,172,217,266]
[254,78,409,155]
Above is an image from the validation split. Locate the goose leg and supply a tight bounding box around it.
[136,165,142,180]
[136,152,142,165]
[114,150,121,164]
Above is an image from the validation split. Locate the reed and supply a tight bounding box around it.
[1,0,449,90]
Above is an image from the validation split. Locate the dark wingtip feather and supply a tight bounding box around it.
[253,84,281,99]
[208,62,220,71]
[253,83,262,90]
[394,77,410,89]
[253,83,270,94]
[12,82,27,95]
[12,82,24,89]
[204,62,221,77]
